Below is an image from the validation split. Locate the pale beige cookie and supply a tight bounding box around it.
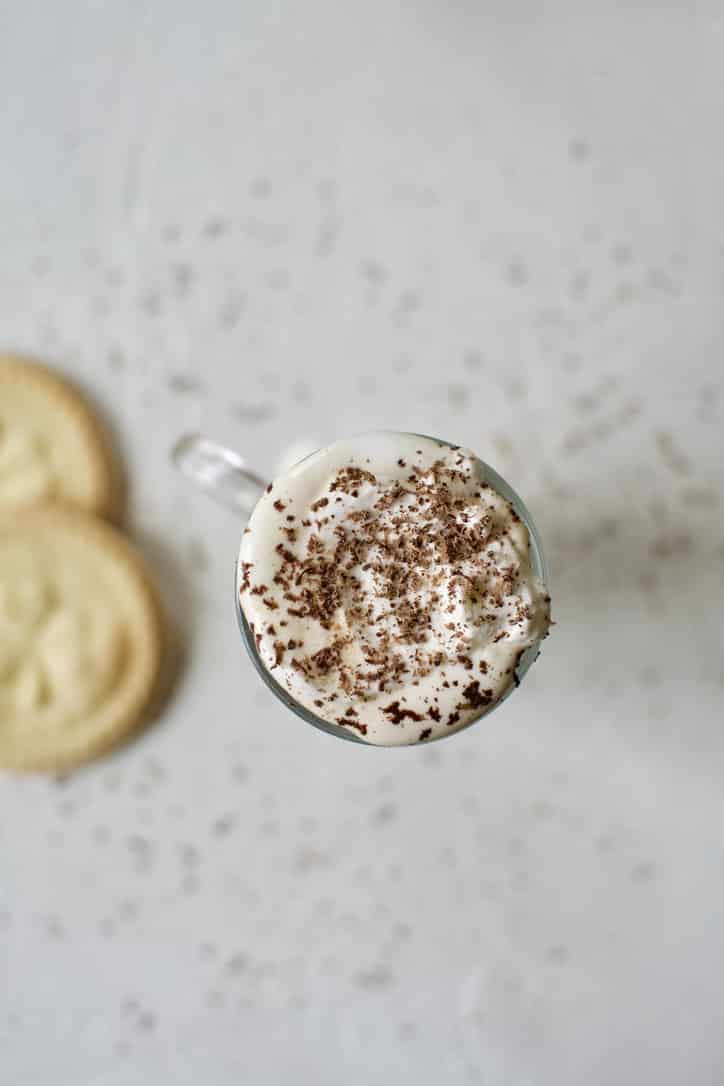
[0,354,121,519]
[0,506,163,771]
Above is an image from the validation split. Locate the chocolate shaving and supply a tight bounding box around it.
[336,718,368,736]
[275,543,297,565]
[329,466,377,494]
[309,642,347,674]
[383,700,424,724]
[239,562,253,593]
[272,641,286,666]
[461,680,493,709]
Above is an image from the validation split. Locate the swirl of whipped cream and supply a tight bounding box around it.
[239,433,550,745]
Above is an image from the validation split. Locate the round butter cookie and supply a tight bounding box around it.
[0,354,121,518]
[0,506,163,771]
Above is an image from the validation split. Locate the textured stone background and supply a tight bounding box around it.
[1,3,723,1083]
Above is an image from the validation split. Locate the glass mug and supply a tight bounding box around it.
[172,431,548,745]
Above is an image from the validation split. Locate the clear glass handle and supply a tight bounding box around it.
[171,433,268,517]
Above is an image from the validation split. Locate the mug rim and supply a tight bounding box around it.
[235,430,548,747]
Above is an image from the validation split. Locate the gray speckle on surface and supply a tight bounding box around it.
[203,217,229,239]
[231,401,275,423]
[139,287,161,316]
[170,262,195,296]
[447,383,469,410]
[569,137,590,161]
[316,179,336,202]
[268,268,290,290]
[161,223,181,243]
[44,916,64,940]
[167,373,206,396]
[225,952,249,975]
[372,802,398,825]
[107,347,126,372]
[136,1011,156,1033]
[569,269,590,299]
[463,350,483,370]
[178,842,199,866]
[395,288,420,316]
[612,243,633,264]
[32,255,51,277]
[655,430,691,476]
[250,177,271,199]
[315,217,340,258]
[218,294,246,327]
[294,847,333,872]
[507,260,528,286]
[211,815,237,838]
[631,862,657,885]
[104,266,123,287]
[359,259,387,285]
[181,873,200,896]
[546,945,569,965]
[291,379,311,402]
[354,965,395,991]
[127,835,155,871]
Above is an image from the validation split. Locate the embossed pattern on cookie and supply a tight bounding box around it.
[0,506,162,771]
[0,354,121,518]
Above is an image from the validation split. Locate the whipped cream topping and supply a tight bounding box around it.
[238,433,550,745]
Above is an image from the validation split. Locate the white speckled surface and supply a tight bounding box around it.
[2,3,724,1083]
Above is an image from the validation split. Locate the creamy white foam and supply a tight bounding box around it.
[238,433,550,745]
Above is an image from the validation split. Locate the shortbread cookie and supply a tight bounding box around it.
[0,506,163,771]
[0,354,121,519]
